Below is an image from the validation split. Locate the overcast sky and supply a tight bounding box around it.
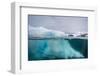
[28,15,88,33]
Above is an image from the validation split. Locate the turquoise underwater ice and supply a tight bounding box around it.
[28,38,87,60]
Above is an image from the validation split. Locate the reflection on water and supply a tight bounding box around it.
[28,38,88,61]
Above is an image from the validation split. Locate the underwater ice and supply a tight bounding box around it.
[28,26,84,60]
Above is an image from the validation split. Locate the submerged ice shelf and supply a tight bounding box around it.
[28,38,88,60]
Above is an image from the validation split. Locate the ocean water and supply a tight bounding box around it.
[28,38,88,61]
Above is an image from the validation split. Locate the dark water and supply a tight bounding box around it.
[28,38,88,61]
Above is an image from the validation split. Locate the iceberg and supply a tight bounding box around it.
[28,26,66,39]
[28,26,49,39]
[28,26,86,60]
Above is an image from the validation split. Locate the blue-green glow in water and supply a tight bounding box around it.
[28,38,88,61]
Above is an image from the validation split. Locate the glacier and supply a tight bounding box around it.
[28,26,87,60]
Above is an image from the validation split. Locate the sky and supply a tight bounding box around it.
[28,15,88,33]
